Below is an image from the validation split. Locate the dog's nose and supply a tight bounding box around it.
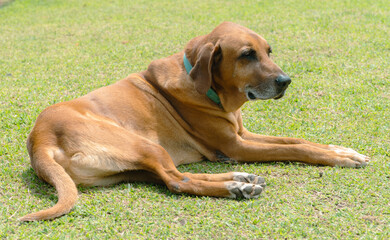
[275,75,291,88]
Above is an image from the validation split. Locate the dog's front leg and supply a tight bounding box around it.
[221,135,369,167]
[241,128,320,145]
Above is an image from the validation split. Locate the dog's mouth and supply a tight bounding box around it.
[245,88,287,101]
[273,90,286,100]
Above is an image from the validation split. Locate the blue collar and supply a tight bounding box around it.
[183,53,222,106]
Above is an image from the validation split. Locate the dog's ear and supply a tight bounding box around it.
[189,42,221,94]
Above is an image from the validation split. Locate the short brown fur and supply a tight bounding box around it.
[20,22,369,221]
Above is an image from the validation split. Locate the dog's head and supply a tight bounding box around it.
[185,22,291,111]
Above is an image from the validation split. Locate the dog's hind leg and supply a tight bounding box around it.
[68,131,265,199]
[60,117,265,199]
[134,145,264,199]
[179,172,266,187]
[60,113,266,199]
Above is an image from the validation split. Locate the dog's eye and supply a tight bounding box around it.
[240,49,257,60]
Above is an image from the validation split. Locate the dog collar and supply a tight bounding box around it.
[183,53,222,107]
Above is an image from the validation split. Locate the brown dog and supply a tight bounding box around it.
[20,22,369,221]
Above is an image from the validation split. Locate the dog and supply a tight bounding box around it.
[20,22,369,221]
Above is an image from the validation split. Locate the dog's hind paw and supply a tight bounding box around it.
[233,172,266,188]
[225,181,263,199]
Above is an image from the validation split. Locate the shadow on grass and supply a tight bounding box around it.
[21,167,57,203]
[20,167,173,203]
[178,159,313,173]
[20,160,311,206]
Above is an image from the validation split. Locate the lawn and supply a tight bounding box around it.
[1,0,389,238]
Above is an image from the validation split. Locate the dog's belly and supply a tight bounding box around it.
[157,137,205,166]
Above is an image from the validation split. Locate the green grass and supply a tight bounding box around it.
[1,0,389,238]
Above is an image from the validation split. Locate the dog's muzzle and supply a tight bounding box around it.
[245,75,291,101]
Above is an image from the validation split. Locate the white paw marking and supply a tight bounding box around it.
[329,145,370,167]
[225,182,263,199]
[232,172,266,187]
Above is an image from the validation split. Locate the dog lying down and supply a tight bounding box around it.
[20,22,369,221]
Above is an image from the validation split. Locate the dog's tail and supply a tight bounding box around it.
[19,148,78,221]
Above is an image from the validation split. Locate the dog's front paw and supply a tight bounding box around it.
[329,145,370,167]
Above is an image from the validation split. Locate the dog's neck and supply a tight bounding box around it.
[183,53,222,108]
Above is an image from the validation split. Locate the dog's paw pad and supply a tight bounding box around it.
[225,182,263,199]
[233,172,266,187]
